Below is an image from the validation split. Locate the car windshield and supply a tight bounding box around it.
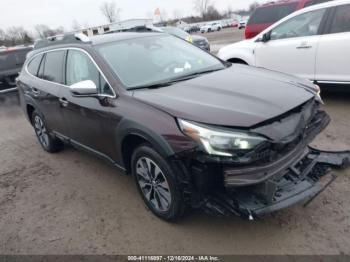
[160,27,189,39]
[248,3,298,25]
[97,35,225,89]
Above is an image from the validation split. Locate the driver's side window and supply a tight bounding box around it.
[66,50,114,96]
[270,9,326,40]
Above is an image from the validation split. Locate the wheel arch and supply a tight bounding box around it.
[26,104,36,124]
[227,58,248,65]
[117,120,176,174]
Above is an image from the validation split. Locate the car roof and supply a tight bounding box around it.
[90,32,165,45]
[32,32,166,52]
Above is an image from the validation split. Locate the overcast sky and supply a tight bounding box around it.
[0,0,261,33]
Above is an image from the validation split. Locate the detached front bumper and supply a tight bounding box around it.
[201,147,350,219]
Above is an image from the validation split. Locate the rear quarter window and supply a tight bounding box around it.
[42,51,65,84]
[248,3,298,25]
[27,54,43,76]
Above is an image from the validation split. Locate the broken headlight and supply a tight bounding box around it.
[178,119,267,157]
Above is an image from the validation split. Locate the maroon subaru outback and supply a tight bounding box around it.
[17,33,349,221]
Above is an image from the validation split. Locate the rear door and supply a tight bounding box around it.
[254,8,327,80]
[28,50,68,135]
[315,4,350,83]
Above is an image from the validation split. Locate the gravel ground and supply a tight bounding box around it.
[194,27,246,53]
[1,31,350,255]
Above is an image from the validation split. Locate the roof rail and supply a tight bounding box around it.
[34,33,91,49]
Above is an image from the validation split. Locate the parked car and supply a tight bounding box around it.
[0,45,33,86]
[200,22,222,33]
[232,20,239,28]
[238,19,248,29]
[159,26,193,43]
[17,32,348,221]
[218,0,350,90]
[160,26,210,51]
[245,0,333,39]
[185,25,200,33]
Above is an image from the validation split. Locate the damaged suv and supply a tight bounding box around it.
[17,33,349,221]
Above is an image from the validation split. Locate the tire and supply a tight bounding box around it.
[131,144,185,222]
[31,110,63,153]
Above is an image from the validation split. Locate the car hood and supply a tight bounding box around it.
[217,39,254,59]
[133,65,316,128]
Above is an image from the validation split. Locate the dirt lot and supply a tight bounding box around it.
[1,31,350,255]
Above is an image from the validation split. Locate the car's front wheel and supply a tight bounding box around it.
[32,111,63,153]
[131,144,185,222]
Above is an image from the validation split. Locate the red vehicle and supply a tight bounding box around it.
[245,0,332,39]
[232,20,239,28]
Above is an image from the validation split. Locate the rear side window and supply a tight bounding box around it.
[304,0,331,8]
[42,50,65,84]
[248,3,298,25]
[27,54,43,76]
[66,50,113,96]
[329,4,350,34]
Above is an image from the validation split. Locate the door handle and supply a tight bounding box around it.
[59,97,69,107]
[296,44,312,49]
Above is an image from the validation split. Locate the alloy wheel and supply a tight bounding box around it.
[34,115,49,149]
[136,157,172,212]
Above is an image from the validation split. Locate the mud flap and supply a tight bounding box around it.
[201,147,350,220]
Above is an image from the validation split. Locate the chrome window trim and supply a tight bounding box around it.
[24,47,117,99]
[317,81,350,85]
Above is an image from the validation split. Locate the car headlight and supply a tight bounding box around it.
[178,119,267,157]
[312,83,323,104]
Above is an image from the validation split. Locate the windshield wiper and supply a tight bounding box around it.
[173,67,225,81]
[127,67,225,91]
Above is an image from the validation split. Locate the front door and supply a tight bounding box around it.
[255,8,326,80]
[59,49,117,158]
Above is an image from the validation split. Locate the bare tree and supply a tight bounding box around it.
[172,9,183,20]
[0,29,6,46]
[160,9,169,22]
[0,29,5,40]
[100,1,121,23]
[35,24,65,39]
[193,0,212,19]
[72,20,81,31]
[205,6,221,21]
[2,27,33,46]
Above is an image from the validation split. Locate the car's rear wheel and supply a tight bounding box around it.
[131,144,185,222]
[32,111,63,153]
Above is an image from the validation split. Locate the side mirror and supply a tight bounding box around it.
[257,32,271,43]
[69,80,97,96]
